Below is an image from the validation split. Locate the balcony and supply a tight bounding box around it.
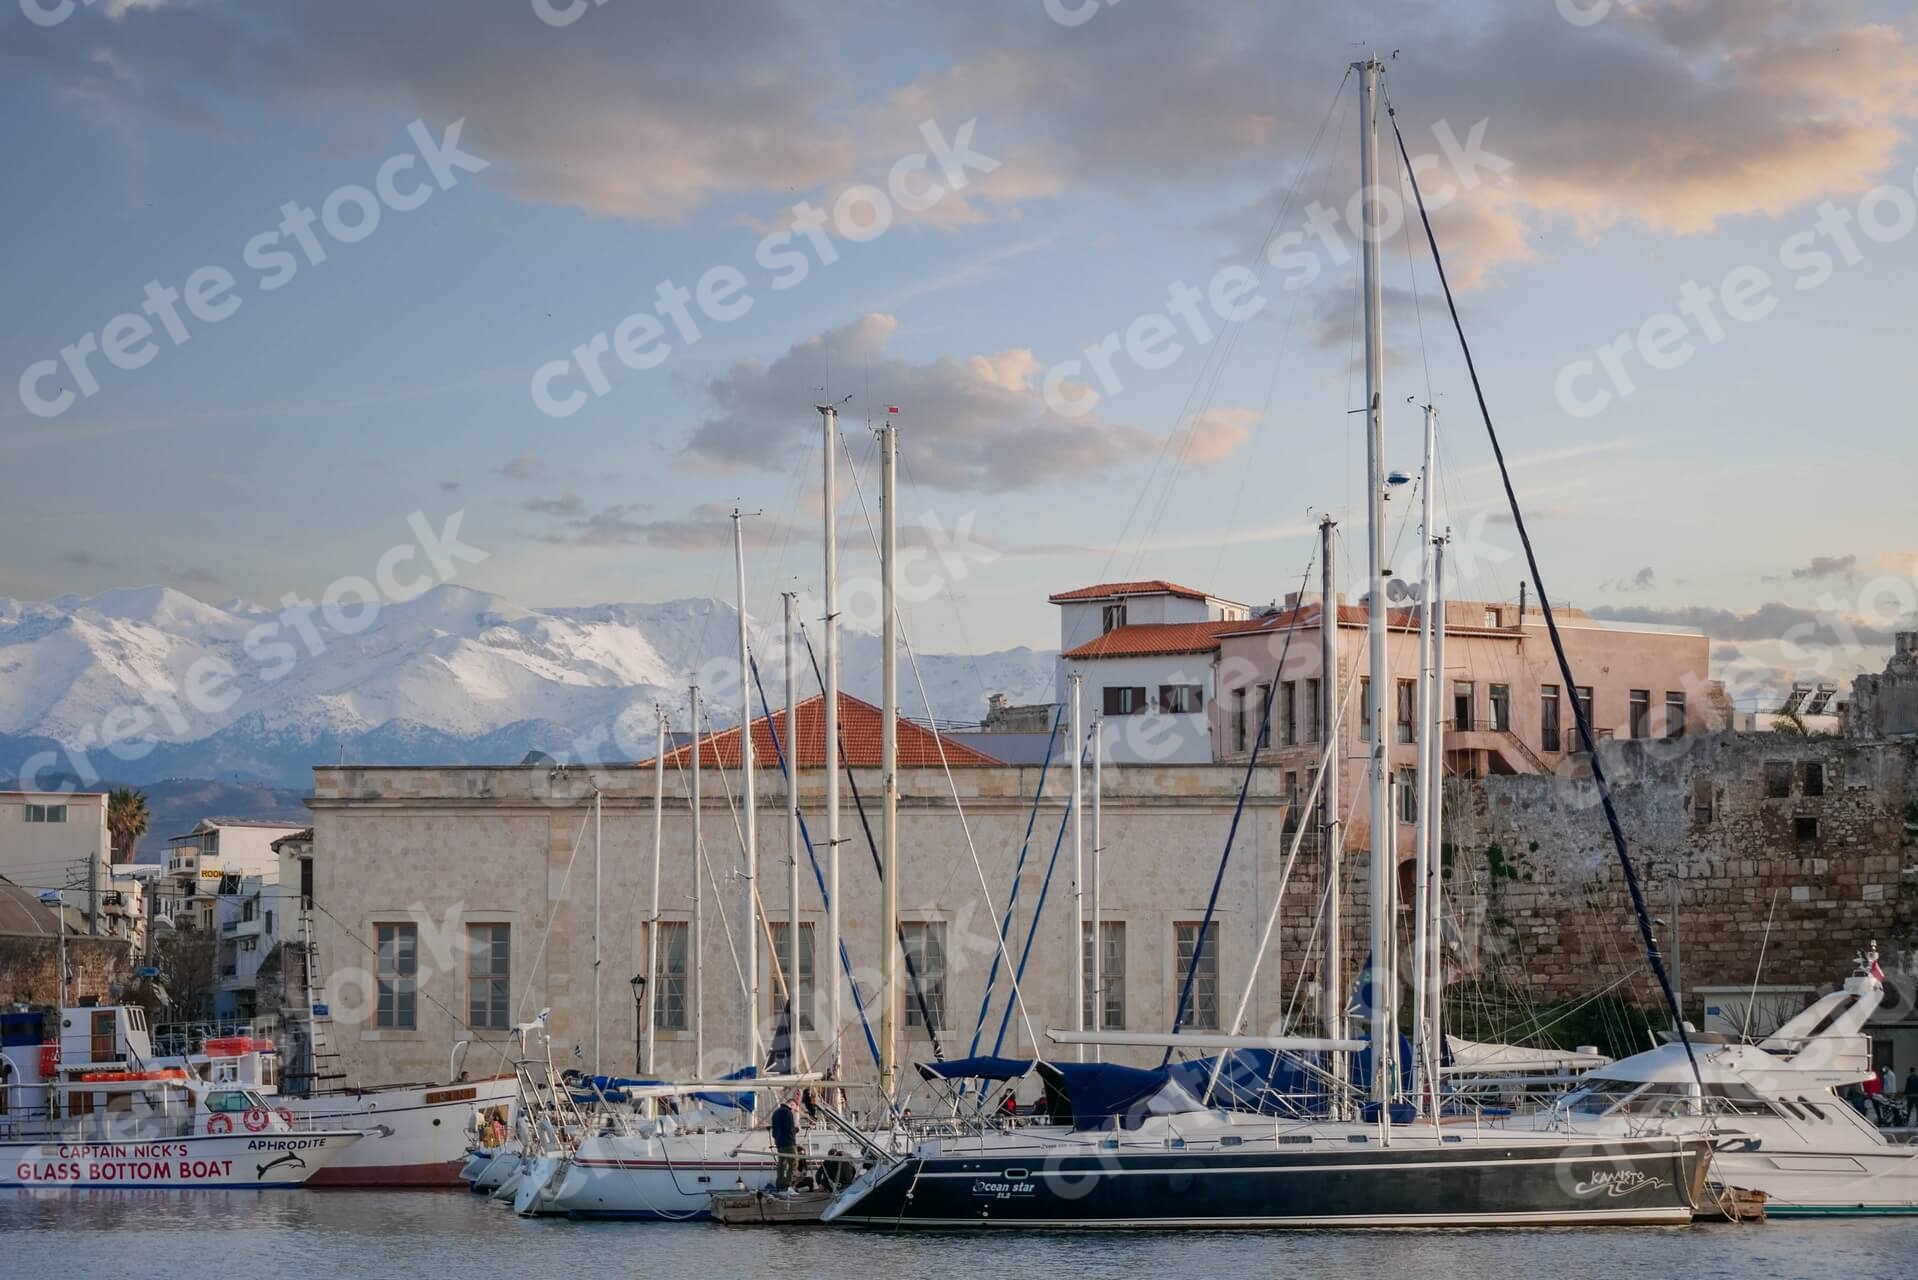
[221,915,263,938]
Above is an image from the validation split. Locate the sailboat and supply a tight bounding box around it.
[822,57,1711,1229]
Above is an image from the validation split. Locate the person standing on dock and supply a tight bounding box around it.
[772,1093,801,1192]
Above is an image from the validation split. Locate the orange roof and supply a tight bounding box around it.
[644,692,1002,769]
[1048,579,1217,604]
[1062,619,1244,659]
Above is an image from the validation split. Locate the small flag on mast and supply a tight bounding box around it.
[886,405,900,414]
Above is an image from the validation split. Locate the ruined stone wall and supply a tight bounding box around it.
[0,935,133,1007]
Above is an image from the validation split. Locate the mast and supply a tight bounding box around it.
[1069,671,1085,1062]
[1426,530,1448,1095]
[645,707,664,1076]
[784,590,802,1068]
[1318,514,1344,1113]
[879,418,899,1102]
[1357,54,1396,1125]
[691,684,705,1069]
[593,785,602,1076]
[1091,715,1104,1061]
[1411,403,1436,1112]
[734,509,760,1073]
[819,404,843,1073]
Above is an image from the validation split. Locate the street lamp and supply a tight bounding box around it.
[629,973,646,1074]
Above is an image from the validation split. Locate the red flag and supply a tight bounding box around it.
[887,405,900,414]
[1870,956,1885,981]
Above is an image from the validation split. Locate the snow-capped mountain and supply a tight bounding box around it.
[0,585,1056,790]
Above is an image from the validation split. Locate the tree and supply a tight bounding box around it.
[107,787,150,865]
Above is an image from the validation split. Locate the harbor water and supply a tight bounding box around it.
[2,1191,1912,1278]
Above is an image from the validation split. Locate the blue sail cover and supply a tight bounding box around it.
[693,1064,760,1112]
[916,1056,1034,1083]
[1038,1061,1178,1130]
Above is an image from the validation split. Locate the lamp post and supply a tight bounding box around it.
[629,974,646,1074]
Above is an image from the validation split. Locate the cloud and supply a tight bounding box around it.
[60,551,122,570]
[1601,566,1657,593]
[1169,408,1258,466]
[438,480,462,495]
[684,313,1249,492]
[168,566,223,587]
[523,493,586,517]
[537,502,773,552]
[1792,554,1858,581]
[494,454,547,483]
[1589,600,1899,645]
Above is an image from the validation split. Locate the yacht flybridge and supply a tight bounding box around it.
[1519,950,1918,1216]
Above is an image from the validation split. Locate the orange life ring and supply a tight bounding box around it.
[243,1106,270,1132]
[206,1113,233,1134]
[277,1107,295,1127]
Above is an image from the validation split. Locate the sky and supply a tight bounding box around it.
[2,0,1915,697]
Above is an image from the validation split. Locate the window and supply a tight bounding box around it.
[376,923,418,1030]
[24,803,67,823]
[1101,603,1127,633]
[1104,685,1147,717]
[92,1010,115,1061]
[1764,761,1792,799]
[1173,922,1220,1031]
[1453,681,1475,731]
[1159,684,1202,715]
[1490,683,1511,733]
[1081,921,1126,1031]
[1574,687,1594,740]
[1397,679,1417,744]
[655,921,688,1031]
[1692,776,1714,826]
[1794,815,1819,842]
[1233,689,1249,753]
[1540,685,1562,753]
[1666,691,1687,737]
[467,923,510,1031]
[1254,684,1271,747]
[1483,608,1500,628]
[1804,762,1826,797]
[901,922,948,1032]
[1304,678,1322,742]
[766,921,815,1032]
[1282,771,1300,832]
[1397,767,1418,824]
[1360,677,1372,740]
[1280,680,1297,746]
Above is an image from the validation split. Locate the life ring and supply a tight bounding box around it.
[277,1107,296,1127]
[243,1106,270,1132]
[206,1113,233,1134]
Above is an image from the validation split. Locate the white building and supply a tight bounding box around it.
[1050,581,1250,765]
[213,873,289,1022]
[161,817,309,931]
[0,790,111,930]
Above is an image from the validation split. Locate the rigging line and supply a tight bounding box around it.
[841,422,1043,1055]
[1741,889,1782,1041]
[1099,67,1353,584]
[1384,96,1703,1089]
[968,702,1065,1055]
[1165,542,1318,1060]
[671,710,749,1009]
[991,739,1085,1059]
[1393,136,1437,408]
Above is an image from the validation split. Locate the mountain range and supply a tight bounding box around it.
[0,585,1056,794]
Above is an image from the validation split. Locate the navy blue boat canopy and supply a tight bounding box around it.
[1037,1060,1207,1130]
[916,1055,1034,1083]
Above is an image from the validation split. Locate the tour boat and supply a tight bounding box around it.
[1512,949,1918,1216]
[0,1006,363,1190]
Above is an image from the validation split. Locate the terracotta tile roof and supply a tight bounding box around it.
[1048,580,1217,604]
[644,692,1003,769]
[1062,619,1243,659]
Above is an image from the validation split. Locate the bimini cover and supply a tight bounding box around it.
[915,1056,1034,1083]
[575,1075,667,1103]
[1038,1061,1205,1130]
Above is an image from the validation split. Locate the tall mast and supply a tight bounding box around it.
[691,684,705,1069]
[1318,515,1344,1113]
[878,418,899,1102]
[1426,530,1449,1098]
[1357,55,1395,1125]
[733,509,760,1073]
[1090,715,1103,1062]
[645,707,664,1075]
[784,590,802,1069]
[1069,672,1085,1061]
[818,403,843,1072]
[1411,403,1437,1112]
[593,786,602,1076]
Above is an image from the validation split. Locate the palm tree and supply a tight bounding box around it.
[108,787,150,865]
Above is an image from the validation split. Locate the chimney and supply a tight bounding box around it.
[1517,581,1528,626]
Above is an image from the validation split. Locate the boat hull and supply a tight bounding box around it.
[1708,1145,1918,1216]
[545,1129,845,1219]
[1,1131,364,1190]
[280,1077,516,1188]
[828,1134,1710,1228]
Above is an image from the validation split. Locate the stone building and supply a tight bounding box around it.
[1848,630,1918,740]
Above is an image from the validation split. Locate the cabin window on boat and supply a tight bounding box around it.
[205,1089,253,1113]
[901,922,948,1032]
[467,923,510,1031]
[1083,921,1127,1031]
[1174,922,1220,1031]
[766,922,815,1032]
[654,920,689,1031]
[376,923,419,1029]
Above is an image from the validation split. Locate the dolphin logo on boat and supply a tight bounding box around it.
[257,1152,308,1180]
